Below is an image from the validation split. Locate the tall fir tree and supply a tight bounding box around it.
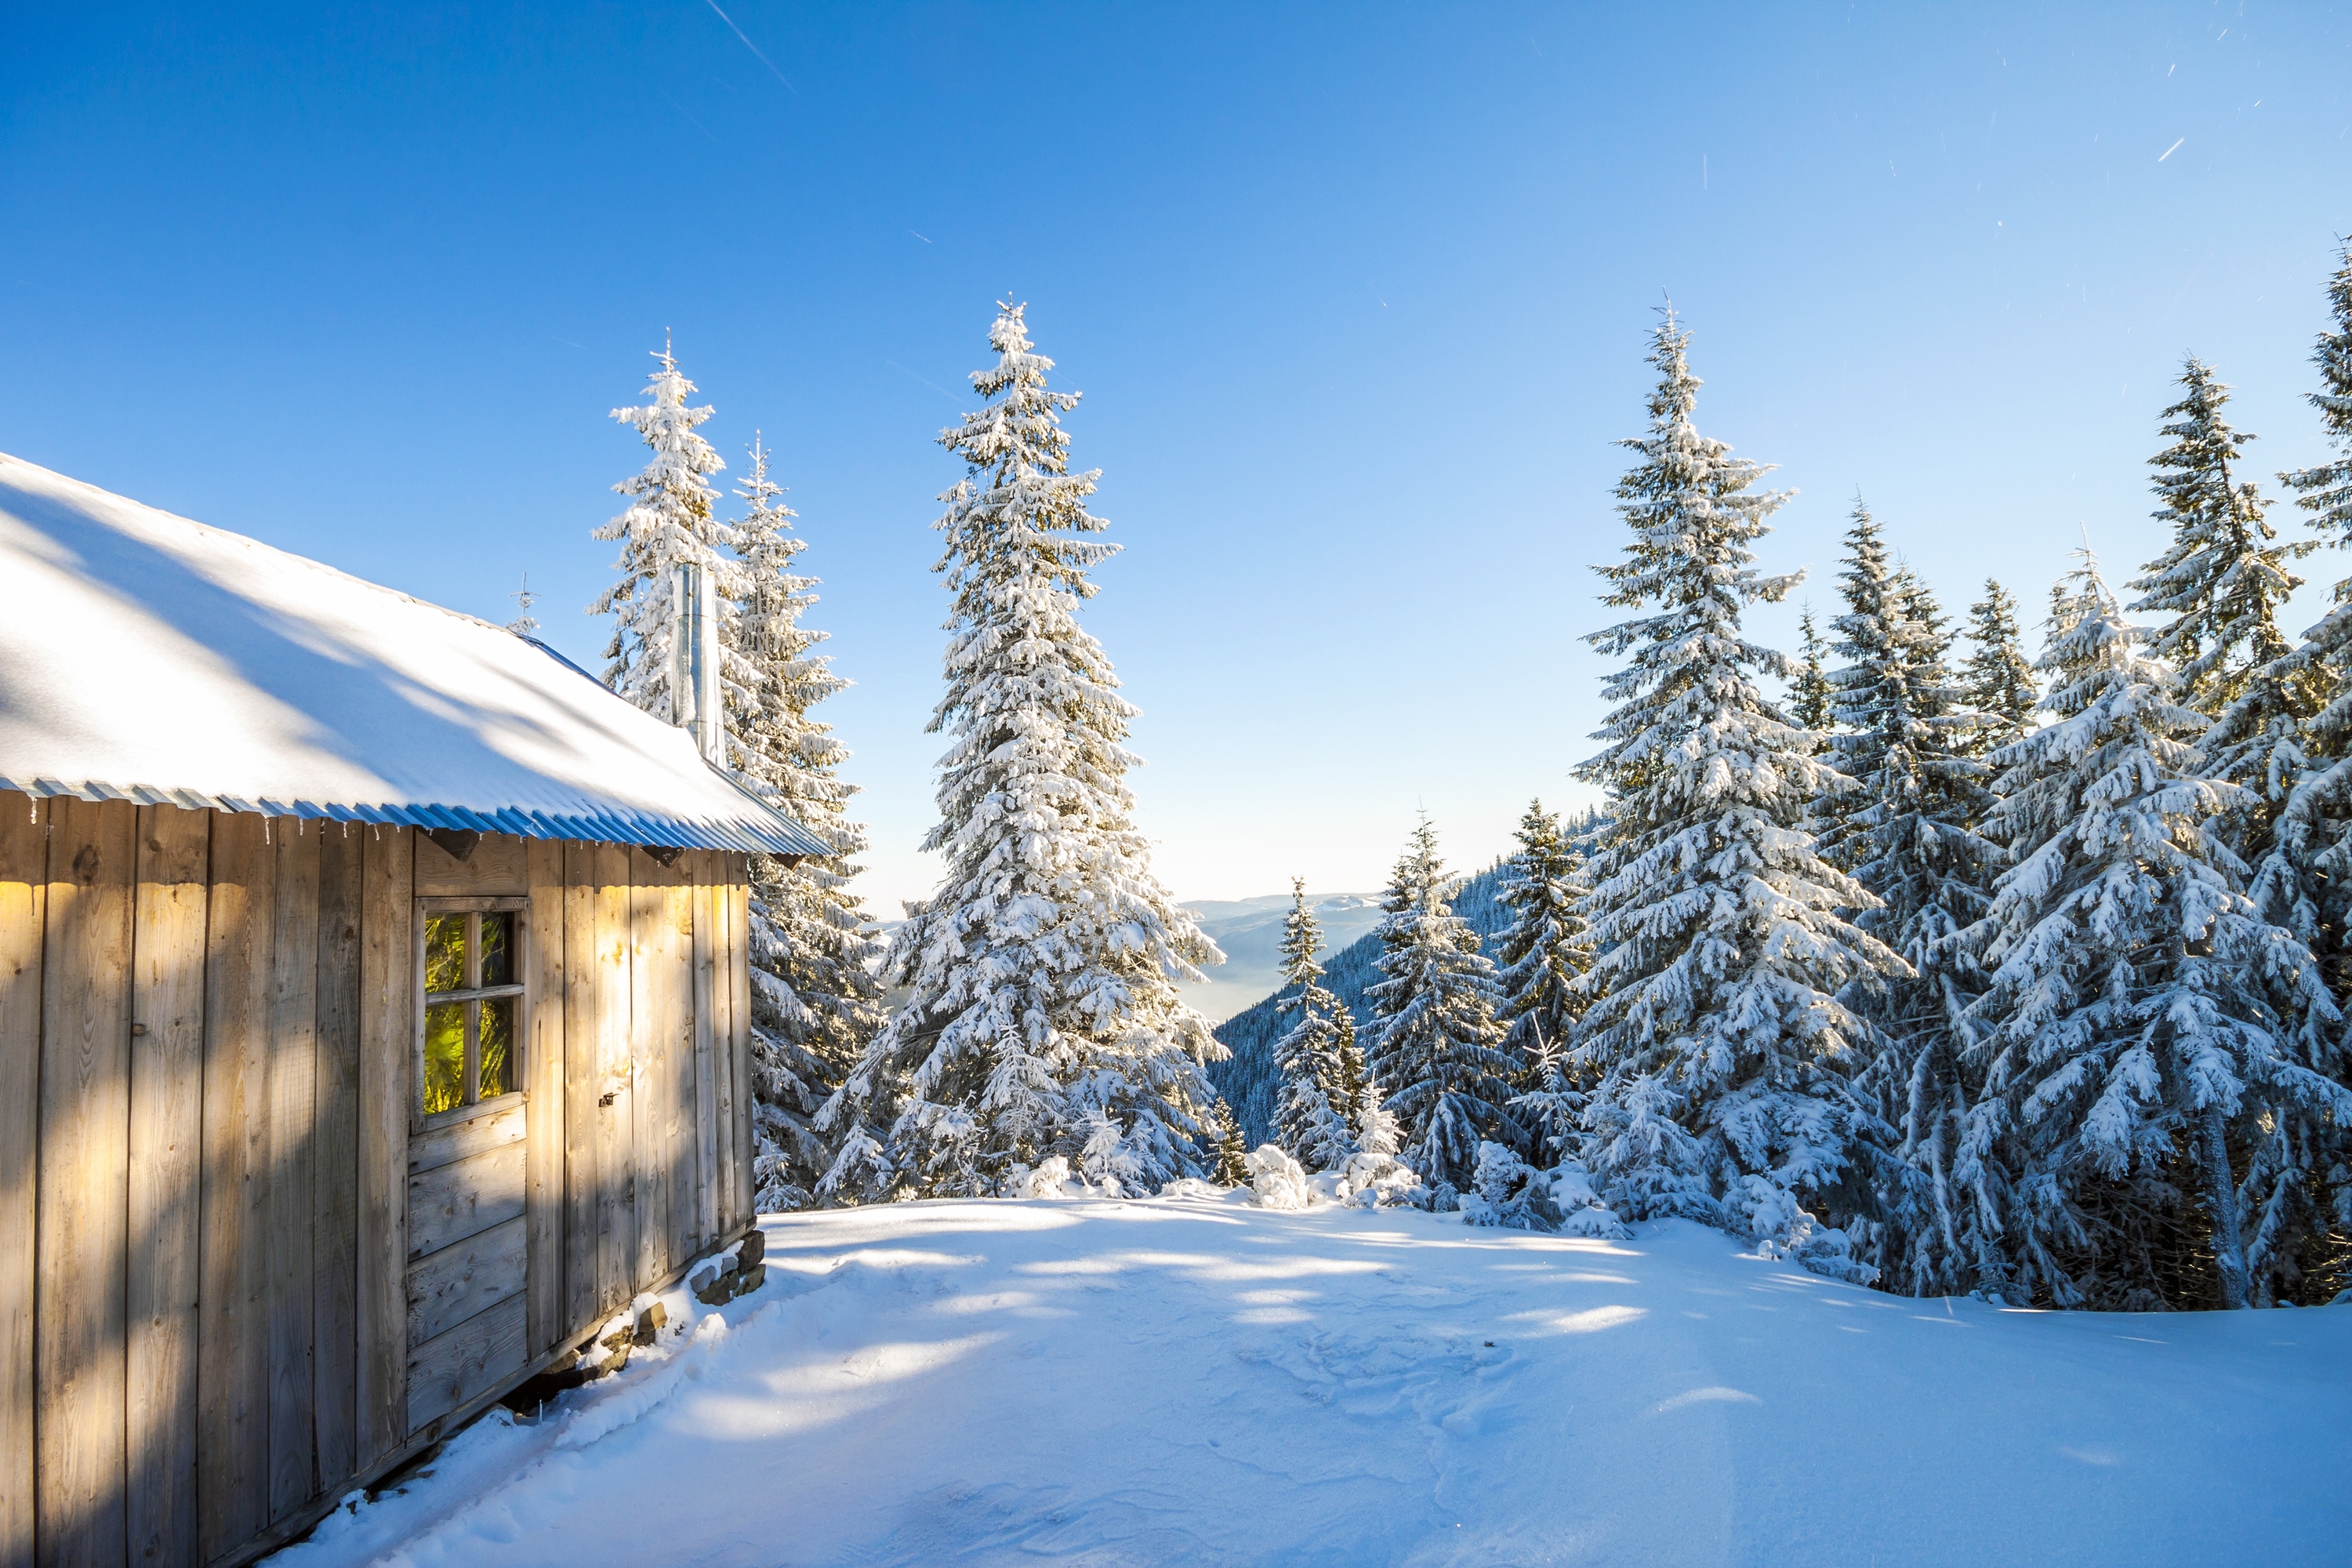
[819,303,1224,1200]
[2283,240,2352,557]
[1570,310,1899,1279]
[1367,818,1517,1195]
[1958,558,2346,1309]
[1270,880,1358,1171]
[2223,242,2352,1295]
[2263,242,2352,998]
[2127,358,2310,710]
[1493,800,1594,1104]
[1960,579,2038,757]
[591,342,732,713]
[1820,499,1900,869]
[726,435,887,1211]
[1835,567,2008,1296]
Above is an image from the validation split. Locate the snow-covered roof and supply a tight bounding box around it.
[0,452,826,858]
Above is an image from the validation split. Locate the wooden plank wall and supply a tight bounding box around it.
[127,806,209,1567]
[0,801,755,1568]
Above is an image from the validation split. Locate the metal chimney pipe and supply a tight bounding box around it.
[670,562,726,765]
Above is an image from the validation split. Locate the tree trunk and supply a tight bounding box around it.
[2198,1103,2252,1310]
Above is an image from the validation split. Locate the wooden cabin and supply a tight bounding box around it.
[0,454,823,1568]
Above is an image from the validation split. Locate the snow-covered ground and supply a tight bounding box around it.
[279,1195,2350,1567]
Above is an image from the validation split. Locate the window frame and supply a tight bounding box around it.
[413,895,531,1131]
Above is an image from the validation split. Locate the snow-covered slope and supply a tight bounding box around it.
[277,1198,2349,1567]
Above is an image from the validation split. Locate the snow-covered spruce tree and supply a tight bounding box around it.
[2128,358,2311,712]
[818,303,1224,1200]
[1210,1100,1250,1186]
[1833,568,2010,1297]
[1271,880,1358,1171]
[2260,242,2352,993]
[1819,499,1900,870]
[1367,818,1518,1197]
[1958,558,2346,1309]
[2216,243,2352,1299]
[1791,606,1835,733]
[1960,579,2038,757]
[724,435,887,1211]
[2285,240,2352,557]
[1494,800,1594,1103]
[1570,310,1900,1282]
[590,343,732,712]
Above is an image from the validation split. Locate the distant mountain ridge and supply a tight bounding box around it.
[1207,860,1514,1146]
[1179,891,1387,1025]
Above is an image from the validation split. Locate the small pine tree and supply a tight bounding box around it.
[1210,1099,1250,1186]
[820,303,1225,1200]
[2127,358,2311,710]
[590,342,731,713]
[1270,880,1358,1171]
[1960,579,2038,756]
[1571,310,1899,1279]
[1367,818,1517,1196]
[1493,800,1594,1106]
[1791,606,1835,733]
[1958,557,2346,1309]
[725,436,887,1211]
[1510,1027,1583,1168]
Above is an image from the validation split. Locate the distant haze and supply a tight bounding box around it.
[1181,892,1385,1023]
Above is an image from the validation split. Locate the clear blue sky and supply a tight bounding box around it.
[5,3,2349,909]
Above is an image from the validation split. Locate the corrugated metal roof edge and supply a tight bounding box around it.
[0,775,829,858]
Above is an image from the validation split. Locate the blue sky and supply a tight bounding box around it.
[5,2,2349,909]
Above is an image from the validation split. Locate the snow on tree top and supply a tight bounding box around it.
[0,451,825,856]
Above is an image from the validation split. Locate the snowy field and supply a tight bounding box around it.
[281,1196,2350,1568]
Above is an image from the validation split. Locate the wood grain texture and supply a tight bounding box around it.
[691,858,720,1250]
[0,796,48,1568]
[410,833,526,899]
[355,827,412,1465]
[594,844,633,1313]
[665,861,699,1265]
[36,797,136,1568]
[407,1102,525,1177]
[523,839,564,1356]
[310,826,364,1492]
[406,1142,528,1261]
[628,854,667,1292]
[403,1295,526,1436]
[728,873,754,1229]
[404,1217,528,1345]
[198,811,272,1563]
[560,841,600,1334]
[125,805,209,1568]
[267,823,321,1523]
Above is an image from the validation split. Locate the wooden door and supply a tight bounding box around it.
[404,901,532,1435]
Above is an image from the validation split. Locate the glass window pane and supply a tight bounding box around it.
[423,914,466,996]
[479,912,514,989]
[479,996,515,1099]
[422,1002,466,1116]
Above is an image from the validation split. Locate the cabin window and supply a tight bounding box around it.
[416,898,528,1122]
